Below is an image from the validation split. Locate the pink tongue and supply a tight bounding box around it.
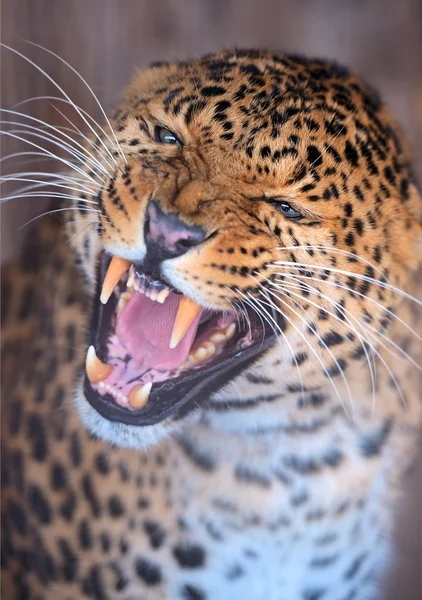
[117,292,202,371]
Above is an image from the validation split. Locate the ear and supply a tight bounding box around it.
[124,62,178,99]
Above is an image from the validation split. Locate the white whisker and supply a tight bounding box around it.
[24,41,127,165]
[271,266,422,344]
[1,191,99,206]
[2,43,124,171]
[49,103,116,173]
[19,206,100,229]
[253,277,354,418]
[1,175,98,197]
[242,289,306,401]
[269,276,408,410]
[267,261,422,307]
[1,109,112,176]
[1,130,102,185]
[2,123,107,181]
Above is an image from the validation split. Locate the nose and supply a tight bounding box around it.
[144,200,206,262]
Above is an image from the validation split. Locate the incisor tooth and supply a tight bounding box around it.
[86,345,113,384]
[100,256,131,304]
[127,265,135,289]
[170,296,202,349]
[128,382,152,409]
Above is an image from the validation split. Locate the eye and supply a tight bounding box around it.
[154,125,182,147]
[273,201,302,220]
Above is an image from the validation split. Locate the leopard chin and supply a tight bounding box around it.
[80,251,284,429]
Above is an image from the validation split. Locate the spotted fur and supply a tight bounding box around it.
[2,49,422,600]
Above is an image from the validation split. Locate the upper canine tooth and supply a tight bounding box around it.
[86,345,113,384]
[128,382,152,409]
[170,296,202,349]
[100,256,131,304]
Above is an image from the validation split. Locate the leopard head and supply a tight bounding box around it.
[68,50,422,447]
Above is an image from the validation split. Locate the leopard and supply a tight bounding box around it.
[2,49,422,600]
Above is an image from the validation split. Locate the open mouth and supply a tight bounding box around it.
[83,253,282,426]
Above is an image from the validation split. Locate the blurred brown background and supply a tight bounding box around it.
[1,1,421,598]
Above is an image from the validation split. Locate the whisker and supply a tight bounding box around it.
[233,287,266,347]
[223,286,252,339]
[66,221,97,244]
[253,277,354,418]
[25,40,127,165]
[0,151,55,166]
[1,175,99,197]
[270,276,407,410]
[267,261,422,307]
[271,267,422,343]
[271,277,378,411]
[1,109,112,177]
[1,130,102,185]
[242,289,306,401]
[20,206,100,229]
[49,103,116,173]
[2,43,123,171]
[15,95,120,165]
[275,245,385,279]
[1,191,99,206]
[2,123,108,181]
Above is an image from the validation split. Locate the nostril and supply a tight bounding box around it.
[144,199,207,259]
[175,236,201,251]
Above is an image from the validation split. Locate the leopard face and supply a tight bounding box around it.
[67,50,422,448]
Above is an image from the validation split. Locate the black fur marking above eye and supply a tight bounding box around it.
[201,85,226,97]
[345,140,359,167]
[307,145,323,167]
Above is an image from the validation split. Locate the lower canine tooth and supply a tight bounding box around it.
[129,382,152,409]
[156,289,170,304]
[86,345,113,384]
[117,291,132,316]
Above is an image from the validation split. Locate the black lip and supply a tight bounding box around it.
[83,254,284,427]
